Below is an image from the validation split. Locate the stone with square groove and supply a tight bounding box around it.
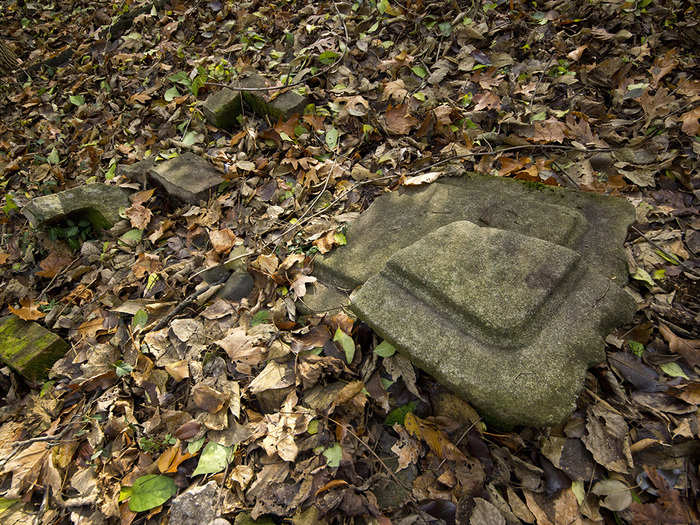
[302,174,637,427]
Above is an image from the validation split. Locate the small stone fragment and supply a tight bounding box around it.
[202,72,308,130]
[0,315,69,382]
[168,481,218,525]
[149,153,224,203]
[23,183,129,229]
[216,271,254,302]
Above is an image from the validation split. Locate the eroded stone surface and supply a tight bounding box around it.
[202,72,308,130]
[306,174,633,312]
[23,183,129,229]
[0,315,69,382]
[149,152,224,203]
[304,174,637,427]
[168,481,218,525]
[351,221,636,427]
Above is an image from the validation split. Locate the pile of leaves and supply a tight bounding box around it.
[0,0,698,523]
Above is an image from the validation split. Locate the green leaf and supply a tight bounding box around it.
[187,436,205,454]
[2,194,18,215]
[385,401,416,426]
[182,131,203,146]
[530,111,547,122]
[105,159,117,180]
[251,309,272,327]
[192,442,231,476]
[69,94,85,106]
[307,420,319,435]
[334,232,347,246]
[168,71,191,86]
[47,148,60,165]
[114,360,134,377]
[333,328,355,364]
[632,267,655,286]
[120,228,143,246]
[411,66,427,78]
[377,0,389,14]
[0,497,19,515]
[123,474,176,512]
[132,309,148,328]
[318,51,339,65]
[628,341,645,357]
[164,86,180,102]
[323,443,342,467]
[571,480,585,505]
[660,362,689,379]
[438,22,452,36]
[325,127,339,150]
[413,92,426,101]
[374,341,396,357]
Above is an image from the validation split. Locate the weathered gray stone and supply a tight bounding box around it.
[23,183,129,229]
[0,315,69,382]
[351,221,636,427]
[149,153,224,203]
[304,174,637,427]
[304,174,633,312]
[202,72,308,130]
[216,271,254,302]
[168,480,218,525]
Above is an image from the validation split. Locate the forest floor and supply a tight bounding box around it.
[0,0,698,524]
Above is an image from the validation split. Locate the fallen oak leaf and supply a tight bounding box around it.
[404,412,465,461]
[9,297,47,320]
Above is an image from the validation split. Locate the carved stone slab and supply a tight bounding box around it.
[303,175,637,427]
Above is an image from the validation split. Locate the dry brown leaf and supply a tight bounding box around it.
[9,297,47,321]
[680,106,700,136]
[209,228,236,254]
[382,79,408,102]
[192,383,227,414]
[385,104,418,135]
[156,444,194,473]
[404,412,465,461]
[0,251,10,264]
[36,250,73,278]
[129,188,155,205]
[125,203,152,230]
[659,323,700,367]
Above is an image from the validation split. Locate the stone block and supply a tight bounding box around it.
[304,174,637,427]
[23,183,129,229]
[0,315,69,382]
[351,221,636,427]
[202,72,308,130]
[149,153,224,203]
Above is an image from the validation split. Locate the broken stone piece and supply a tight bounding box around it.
[22,183,129,229]
[216,271,254,302]
[351,221,636,428]
[168,481,218,525]
[0,315,69,382]
[202,72,308,130]
[149,153,225,203]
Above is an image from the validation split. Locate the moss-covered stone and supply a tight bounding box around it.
[202,72,308,130]
[0,315,69,382]
[22,183,129,229]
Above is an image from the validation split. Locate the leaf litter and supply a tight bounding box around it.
[0,0,698,523]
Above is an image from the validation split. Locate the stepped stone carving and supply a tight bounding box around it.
[304,175,637,427]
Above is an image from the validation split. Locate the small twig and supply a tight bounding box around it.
[148,275,228,332]
[529,53,555,108]
[630,226,700,278]
[38,256,81,299]
[327,416,415,496]
[435,418,481,471]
